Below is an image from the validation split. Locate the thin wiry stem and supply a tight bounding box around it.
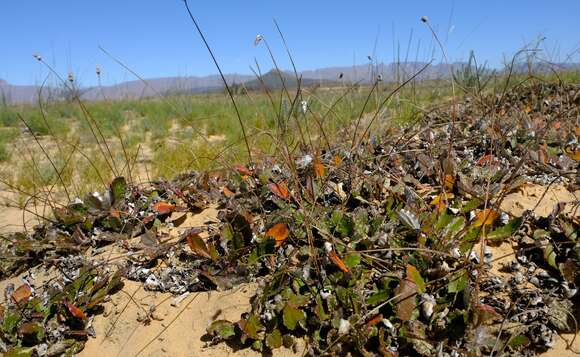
[182,0,252,163]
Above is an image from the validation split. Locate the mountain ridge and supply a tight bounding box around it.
[2,61,579,104]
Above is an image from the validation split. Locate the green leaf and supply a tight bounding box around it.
[435,213,453,231]
[4,347,35,357]
[406,265,425,293]
[19,322,45,344]
[461,197,483,213]
[283,304,306,330]
[344,253,361,269]
[239,314,264,340]
[330,211,354,237]
[286,292,309,307]
[207,320,236,340]
[488,217,522,241]
[266,329,283,349]
[110,176,127,203]
[560,219,578,242]
[1,311,20,335]
[314,297,330,321]
[251,339,263,351]
[448,272,467,293]
[508,334,530,348]
[543,242,558,269]
[445,216,466,235]
[367,289,389,306]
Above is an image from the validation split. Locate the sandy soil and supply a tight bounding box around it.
[0,191,44,234]
[82,281,303,357]
[501,183,579,218]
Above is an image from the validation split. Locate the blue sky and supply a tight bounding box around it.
[1,1,578,86]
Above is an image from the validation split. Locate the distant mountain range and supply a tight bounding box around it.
[1,61,579,104]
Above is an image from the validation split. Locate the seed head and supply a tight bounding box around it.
[96,65,101,76]
[254,34,263,46]
[33,53,42,62]
[67,72,74,83]
[420,16,429,23]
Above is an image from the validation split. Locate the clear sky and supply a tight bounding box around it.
[1,1,578,86]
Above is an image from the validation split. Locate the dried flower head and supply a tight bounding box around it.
[420,16,429,23]
[254,34,263,46]
[67,72,74,83]
[33,53,42,61]
[96,65,101,76]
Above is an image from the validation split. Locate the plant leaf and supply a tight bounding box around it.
[222,186,236,198]
[4,347,35,357]
[406,264,425,293]
[328,250,349,273]
[394,278,418,321]
[488,217,522,241]
[283,304,306,331]
[265,329,282,349]
[344,253,361,269]
[268,181,290,200]
[152,201,176,215]
[265,223,289,247]
[508,335,530,348]
[313,155,325,178]
[542,241,558,269]
[443,174,455,192]
[207,320,236,340]
[233,164,253,176]
[110,176,127,203]
[186,232,211,259]
[12,284,32,304]
[64,300,87,320]
[473,209,499,227]
[238,314,264,340]
[448,272,467,293]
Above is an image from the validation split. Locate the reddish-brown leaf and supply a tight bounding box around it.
[233,164,253,176]
[328,250,349,273]
[265,223,289,247]
[366,314,383,327]
[12,284,32,304]
[538,143,548,164]
[186,232,211,259]
[564,145,580,162]
[64,301,87,320]
[142,214,156,225]
[474,303,501,325]
[152,201,176,215]
[394,278,418,321]
[476,154,494,166]
[333,155,343,167]
[313,155,325,178]
[222,186,235,198]
[268,181,290,200]
[443,174,455,193]
[473,209,499,227]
